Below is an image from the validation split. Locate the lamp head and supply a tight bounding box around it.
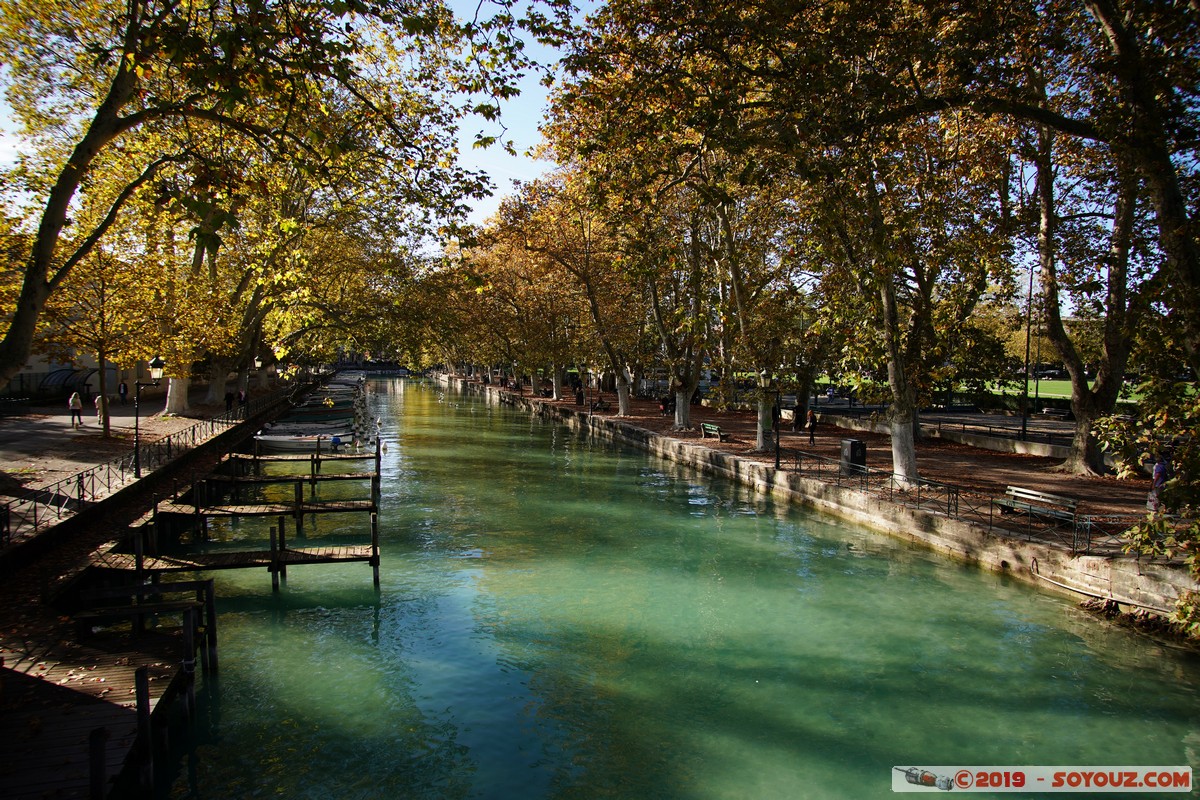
[148,356,165,382]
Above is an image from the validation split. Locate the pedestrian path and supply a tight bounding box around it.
[0,385,280,551]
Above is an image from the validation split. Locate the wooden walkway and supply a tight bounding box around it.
[156,498,376,518]
[0,632,191,799]
[92,545,377,573]
[0,383,382,799]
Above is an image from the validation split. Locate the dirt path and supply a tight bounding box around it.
[532,390,1148,518]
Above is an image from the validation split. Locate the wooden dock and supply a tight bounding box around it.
[157,498,376,518]
[143,438,384,589]
[0,385,382,798]
[0,580,217,800]
[0,637,186,799]
[92,544,378,573]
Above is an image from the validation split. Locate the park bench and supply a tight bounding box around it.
[590,397,610,412]
[1039,408,1071,420]
[700,422,729,442]
[993,486,1082,528]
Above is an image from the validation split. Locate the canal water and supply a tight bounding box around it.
[162,379,1199,799]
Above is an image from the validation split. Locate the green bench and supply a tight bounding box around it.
[994,485,1079,525]
[700,422,729,442]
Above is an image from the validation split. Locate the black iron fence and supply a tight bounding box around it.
[0,386,296,546]
[927,418,1073,448]
[781,445,1142,556]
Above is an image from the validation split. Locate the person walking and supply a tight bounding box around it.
[68,391,84,428]
[94,393,104,424]
[1148,453,1171,512]
[806,409,817,445]
[118,381,128,405]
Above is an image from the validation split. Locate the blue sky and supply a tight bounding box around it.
[455,62,558,225]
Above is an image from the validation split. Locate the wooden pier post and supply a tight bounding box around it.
[135,666,154,793]
[371,512,380,589]
[132,531,146,635]
[89,727,109,800]
[182,608,197,719]
[269,526,280,592]
[134,528,144,579]
[277,516,288,581]
[294,481,304,538]
[197,600,210,676]
[204,579,218,673]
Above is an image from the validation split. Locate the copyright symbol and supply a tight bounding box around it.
[955,770,974,788]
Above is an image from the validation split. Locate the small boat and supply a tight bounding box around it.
[259,421,358,434]
[253,430,356,453]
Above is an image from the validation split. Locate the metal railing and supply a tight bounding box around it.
[0,386,297,546]
[779,445,1142,556]
[928,419,1072,448]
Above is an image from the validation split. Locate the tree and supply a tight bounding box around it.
[0,0,550,391]
[1024,119,1154,473]
[495,171,647,415]
[39,249,157,436]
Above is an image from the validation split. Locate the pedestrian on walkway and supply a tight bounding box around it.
[68,391,84,428]
[806,409,817,445]
[94,393,104,424]
[118,381,128,405]
[1148,452,1171,512]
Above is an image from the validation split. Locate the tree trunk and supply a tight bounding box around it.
[1061,405,1107,474]
[756,395,774,451]
[205,358,232,405]
[97,350,111,438]
[1084,0,1200,375]
[614,369,632,416]
[793,366,816,432]
[552,363,564,401]
[1034,120,1137,475]
[0,280,51,392]
[754,372,773,451]
[881,279,921,483]
[673,386,694,429]
[165,376,190,416]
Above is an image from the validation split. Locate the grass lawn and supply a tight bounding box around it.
[990,379,1146,404]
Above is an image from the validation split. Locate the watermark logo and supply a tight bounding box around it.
[893,766,1192,793]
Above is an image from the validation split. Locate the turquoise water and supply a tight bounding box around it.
[162,380,1199,799]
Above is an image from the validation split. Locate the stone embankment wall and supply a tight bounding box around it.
[440,375,1195,625]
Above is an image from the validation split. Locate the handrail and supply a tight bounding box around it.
[777,443,1145,556]
[0,385,301,547]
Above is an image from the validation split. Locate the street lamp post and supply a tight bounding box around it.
[133,357,166,479]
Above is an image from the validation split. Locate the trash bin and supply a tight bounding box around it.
[840,438,866,476]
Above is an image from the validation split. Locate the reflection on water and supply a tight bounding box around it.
[158,380,1200,800]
